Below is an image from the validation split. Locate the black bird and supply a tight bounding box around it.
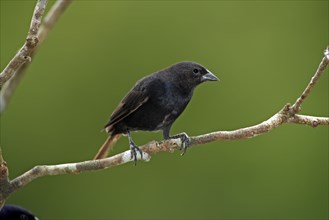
[94,61,219,162]
[0,205,38,220]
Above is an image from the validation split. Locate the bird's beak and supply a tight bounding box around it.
[201,70,219,82]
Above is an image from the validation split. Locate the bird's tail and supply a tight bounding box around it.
[93,134,121,160]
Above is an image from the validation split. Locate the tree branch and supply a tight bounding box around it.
[0,153,9,209]
[287,114,329,127]
[291,48,329,113]
[2,47,328,202]
[0,0,48,88]
[0,0,72,113]
[7,113,329,195]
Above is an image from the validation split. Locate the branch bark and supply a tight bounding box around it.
[0,155,9,209]
[0,0,48,88]
[1,47,328,203]
[0,0,72,113]
[291,49,329,113]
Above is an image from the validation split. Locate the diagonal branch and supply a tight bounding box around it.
[291,47,329,113]
[3,46,329,201]
[0,0,72,113]
[0,0,48,88]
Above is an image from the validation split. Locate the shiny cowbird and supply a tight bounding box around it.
[94,61,219,163]
[0,205,38,220]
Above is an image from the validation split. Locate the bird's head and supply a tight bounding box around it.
[0,205,39,220]
[168,61,219,89]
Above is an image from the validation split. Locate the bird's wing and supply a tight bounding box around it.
[104,89,149,130]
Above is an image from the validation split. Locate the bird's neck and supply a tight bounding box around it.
[175,81,195,97]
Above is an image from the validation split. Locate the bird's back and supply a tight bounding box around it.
[105,70,193,134]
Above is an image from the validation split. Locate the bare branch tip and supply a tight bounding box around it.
[325,46,329,60]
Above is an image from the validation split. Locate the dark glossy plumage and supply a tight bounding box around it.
[94,61,218,160]
[105,61,218,137]
[0,205,38,220]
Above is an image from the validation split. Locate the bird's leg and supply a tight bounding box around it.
[163,128,191,156]
[127,130,143,165]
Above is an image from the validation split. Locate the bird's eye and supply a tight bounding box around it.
[193,69,199,73]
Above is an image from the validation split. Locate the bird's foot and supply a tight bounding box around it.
[129,141,143,165]
[171,132,191,156]
[127,129,143,165]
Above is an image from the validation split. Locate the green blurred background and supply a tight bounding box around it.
[1,1,328,219]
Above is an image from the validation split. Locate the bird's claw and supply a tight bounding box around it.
[172,132,191,156]
[130,142,143,165]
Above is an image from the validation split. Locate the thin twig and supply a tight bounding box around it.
[0,0,72,113]
[39,0,72,40]
[324,46,329,61]
[0,0,48,88]
[287,114,329,127]
[291,53,329,113]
